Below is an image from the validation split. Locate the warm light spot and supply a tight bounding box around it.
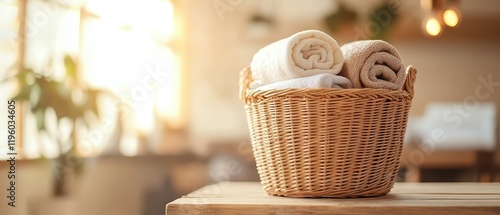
[425,18,441,36]
[22,109,41,159]
[135,99,155,133]
[0,5,18,28]
[443,9,459,27]
[83,0,180,134]
[155,48,185,128]
[40,132,59,159]
[120,132,139,157]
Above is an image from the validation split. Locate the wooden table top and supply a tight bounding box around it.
[166,182,500,215]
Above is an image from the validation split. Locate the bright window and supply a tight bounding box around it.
[0,0,180,158]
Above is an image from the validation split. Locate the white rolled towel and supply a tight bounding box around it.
[250,30,344,88]
[255,74,353,91]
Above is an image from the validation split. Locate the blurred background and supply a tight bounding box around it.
[0,0,499,214]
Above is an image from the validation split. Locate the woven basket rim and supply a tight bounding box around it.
[246,87,412,100]
[240,65,417,105]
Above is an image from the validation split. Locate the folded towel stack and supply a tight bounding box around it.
[250,30,405,91]
[250,30,347,90]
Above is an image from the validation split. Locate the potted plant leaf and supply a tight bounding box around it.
[2,55,108,196]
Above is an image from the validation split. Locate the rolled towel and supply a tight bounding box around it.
[254,74,353,91]
[339,40,406,90]
[250,30,344,86]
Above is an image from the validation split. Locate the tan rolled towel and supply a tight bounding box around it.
[339,40,406,90]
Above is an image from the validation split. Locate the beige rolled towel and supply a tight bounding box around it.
[250,30,344,86]
[339,40,406,90]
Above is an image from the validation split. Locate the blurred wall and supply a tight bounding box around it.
[395,41,500,116]
[184,0,500,144]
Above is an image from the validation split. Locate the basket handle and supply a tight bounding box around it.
[239,66,252,104]
[403,65,417,98]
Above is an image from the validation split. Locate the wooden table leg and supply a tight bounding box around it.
[477,151,495,182]
[405,166,421,182]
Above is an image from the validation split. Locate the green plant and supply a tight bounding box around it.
[324,3,357,32]
[324,1,399,40]
[2,55,107,196]
[369,2,399,40]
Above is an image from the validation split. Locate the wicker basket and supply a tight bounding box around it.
[239,65,417,198]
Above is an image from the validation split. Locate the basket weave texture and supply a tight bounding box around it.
[240,66,417,198]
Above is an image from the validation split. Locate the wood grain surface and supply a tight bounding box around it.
[166,182,500,215]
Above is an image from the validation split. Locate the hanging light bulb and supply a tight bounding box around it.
[421,0,461,36]
[442,7,461,27]
[423,15,442,36]
[421,0,444,36]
